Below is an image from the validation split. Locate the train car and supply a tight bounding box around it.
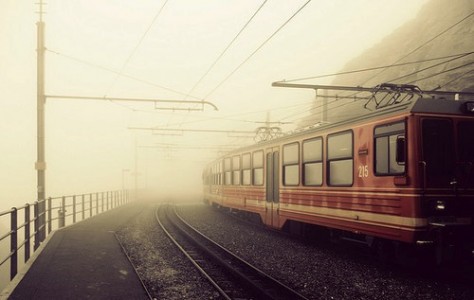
[203,84,474,263]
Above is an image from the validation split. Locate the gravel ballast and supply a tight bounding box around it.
[116,201,219,299]
[117,201,474,300]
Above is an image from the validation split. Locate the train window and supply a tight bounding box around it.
[459,121,474,162]
[232,155,241,185]
[374,122,405,175]
[224,157,232,185]
[242,153,251,185]
[327,131,353,186]
[211,165,215,185]
[252,150,264,185]
[303,138,323,186]
[218,160,223,185]
[458,121,474,187]
[283,142,300,186]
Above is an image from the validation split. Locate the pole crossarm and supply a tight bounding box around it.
[272,82,374,92]
[139,145,237,150]
[128,126,255,135]
[45,95,219,111]
[271,81,474,97]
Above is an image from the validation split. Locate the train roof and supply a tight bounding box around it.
[209,84,474,162]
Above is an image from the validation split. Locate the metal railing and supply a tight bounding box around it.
[0,190,130,285]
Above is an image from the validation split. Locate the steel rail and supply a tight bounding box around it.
[158,204,308,300]
[173,205,309,300]
[155,205,232,300]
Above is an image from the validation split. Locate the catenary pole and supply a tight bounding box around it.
[35,0,46,248]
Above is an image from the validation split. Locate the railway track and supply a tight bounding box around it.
[155,204,308,300]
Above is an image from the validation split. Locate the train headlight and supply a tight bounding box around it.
[435,200,446,211]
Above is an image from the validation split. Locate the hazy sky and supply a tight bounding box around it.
[0,0,428,210]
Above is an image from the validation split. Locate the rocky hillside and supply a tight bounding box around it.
[300,0,474,128]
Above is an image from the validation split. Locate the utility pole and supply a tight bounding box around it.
[35,0,46,248]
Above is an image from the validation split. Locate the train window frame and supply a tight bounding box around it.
[458,121,474,162]
[242,153,251,186]
[232,155,241,185]
[374,121,406,176]
[327,131,353,186]
[224,157,232,185]
[218,160,223,185]
[303,137,323,186]
[283,142,300,186]
[252,150,264,186]
[211,165,215,185]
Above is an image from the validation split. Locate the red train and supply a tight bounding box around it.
[203,84,474,263]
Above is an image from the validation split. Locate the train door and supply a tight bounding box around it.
[265,149,280,228]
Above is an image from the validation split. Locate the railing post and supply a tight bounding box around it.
[34,201,40,250]
[101,192,104,212]
[59,196,66,228]
[82,194,85,220]
[24,204,31,263]
[90,194,93,217]
[47,197,52,234]
[106,191,109,211]
[72,195,76,224]
[10,207,18,280]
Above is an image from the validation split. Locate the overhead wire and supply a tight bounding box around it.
[281,11,474,120]
[358,11,474,86]
[105,0,169,96]
[275,51,474,124]
[280,59,474,125]
[406,60,474,85]
[162,101,312,128]
[384,52,474,83]
[185,0,268,99]
[437,69,474,90]
[203,0,312,99]
[46,48,202,101]
[279,52,474,83]
[172,1,269,129]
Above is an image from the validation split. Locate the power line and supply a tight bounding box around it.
[204,0,312,99]
[185,0,268,99]
[46,48,201,100]
[437,69,474,90]
[161,101,312,128]
[174,0,269,131]
[407,60,474,85]
[105,0,169,96]
[385,52,474,83]
[279,52,474,83]
[359,11,474,86]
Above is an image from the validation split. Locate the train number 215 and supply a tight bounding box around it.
[358,165,369,178]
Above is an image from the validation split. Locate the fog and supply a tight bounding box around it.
[0,0,427,211]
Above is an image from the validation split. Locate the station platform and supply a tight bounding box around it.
[3,202,150,299]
